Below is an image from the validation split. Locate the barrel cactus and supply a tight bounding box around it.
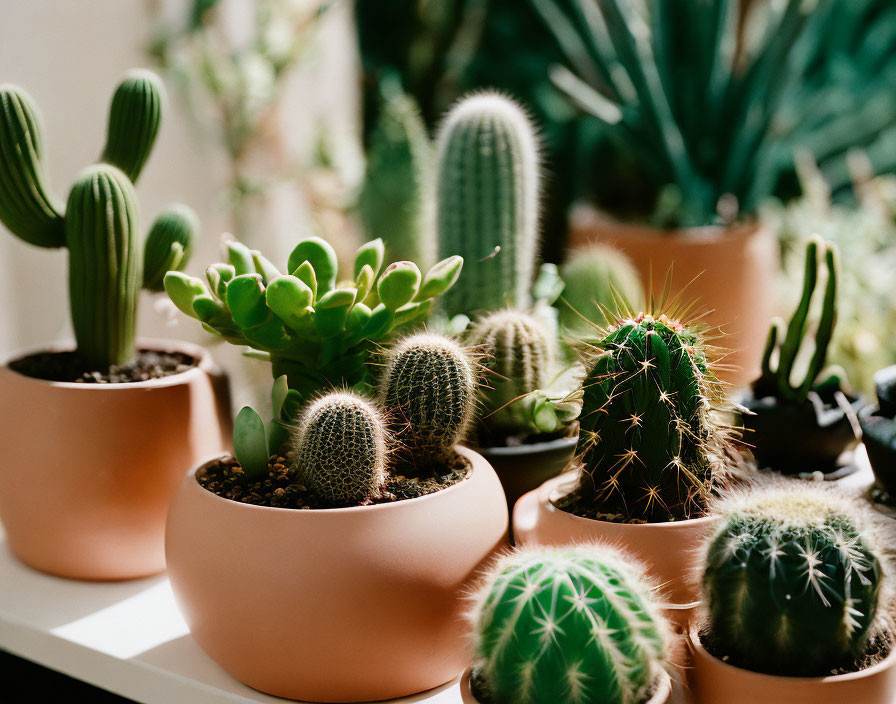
[435,92,540,317]
[566,312,732,522]
[702,482,894,676]
[379,333,476,469]
[293,392,388,507]
[471,545,668,704]
[0,71,195,369]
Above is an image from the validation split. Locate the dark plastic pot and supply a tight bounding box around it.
[859,366,896,493]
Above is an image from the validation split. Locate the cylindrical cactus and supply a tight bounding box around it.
[65,165,140,369]
[293,392,388,507]
[379,333,476,468]
[100,69,164,183]
[559,245,644,335]
[466,309,555,436]
[471,545,668,704]
[703,483,891,676]
[571,313,731,522]
[143,204,198,291]
[435,92,540,317]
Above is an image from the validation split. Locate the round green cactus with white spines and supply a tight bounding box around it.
[379,333,476,468]
[703,483,892,676]
[471,545,668,704]
[435,92,540,317]
[569,313,731,522]
[293,392,388,507]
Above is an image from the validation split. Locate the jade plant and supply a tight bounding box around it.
[561,312,733,522]
[165,236,463,401]
[0,71,196,369]
[470,544,668,704]
[702,482,894,676]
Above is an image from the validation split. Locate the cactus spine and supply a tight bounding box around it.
[472,545,667,704]
[100,69,163,182]
[703,483,892,675]
[435,92,540,317]
[380,333,476,468]
[571,313,730,522]
[293,392,388,507]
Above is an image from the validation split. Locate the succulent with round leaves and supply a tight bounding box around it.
[471,544,668,704]
[165,236,463,402]
[435,92,540,318]
[702,482,894,676]
[0,71,196,369]
[292,392,388,507]
[379,333,476,469]
[567,312,732,522]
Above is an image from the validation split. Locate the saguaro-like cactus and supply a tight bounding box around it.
[379,333,476,468]
[703,483,891,675]
[471,545,667,704]
[571,313,730,522]
[293,392,388,507]
[435,92,540,317]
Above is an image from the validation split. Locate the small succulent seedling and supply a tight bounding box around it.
[470,544,668,704]
[0,71,196,368]
[702,482,894,676]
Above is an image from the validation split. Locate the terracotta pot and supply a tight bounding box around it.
[458,665,673,704]
[0,339,229,580]
[570,205,778,388]
[688,626,896,704]
[166,446,509,702]
[513,472,716,604]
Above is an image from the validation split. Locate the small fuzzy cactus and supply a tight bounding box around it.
[702,482,893,676]
[293,392,388,507]
[559,245,644,335]
[568,312,732,522]
[379,333,476,468]
[435,92,540,317]
[471,545,668,704]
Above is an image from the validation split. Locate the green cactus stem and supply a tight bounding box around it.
[100,69,164,182]
[142,204,198,291]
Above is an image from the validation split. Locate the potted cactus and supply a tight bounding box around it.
[165,331,508,702]
[0,71,229,580]
[460,544,672,704]
[513,311,737,605]
[859,366,896,495]
[688,482,896,704]
[741,237,863,479]
[434,92,581,509]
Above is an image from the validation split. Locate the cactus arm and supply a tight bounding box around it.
[0,85,65,248]
[142,204,197,291]
[776,237,819,399]
[100,70,164,183]
[797,243,838,400]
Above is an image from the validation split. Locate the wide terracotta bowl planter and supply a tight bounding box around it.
[513,472,716,604]
[688,626,896,704]
[570,205,778,388]
[0,339,229,580]
[166,446,509,702]
[458,665,672,704]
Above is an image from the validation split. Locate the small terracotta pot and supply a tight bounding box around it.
[0,340,229,580]
[458,665,673,704]
[569,206,778,388]
[513,472,716,604]
[688,626,896,704]
[166,446,509,702]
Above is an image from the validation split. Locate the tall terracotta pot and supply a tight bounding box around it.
[166,446,509,702]
[513,472,716,604]
[570,205,778,388]
[0,340,230,580]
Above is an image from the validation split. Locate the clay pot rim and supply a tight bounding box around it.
[0,337,214,391]
[476,432,578,458]
[688,624,896,684]
[189,444,489,516]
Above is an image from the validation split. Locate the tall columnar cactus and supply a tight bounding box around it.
[471,545,668,704]
[0,72,195,369]
[379,333,476,468]
[754,236,840,403]
[359,88,433,266]
[293,392,388,507]
[571,313,731,522]
[703,483,892,676]
[435,92,540,317]
[559,245,645,335]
